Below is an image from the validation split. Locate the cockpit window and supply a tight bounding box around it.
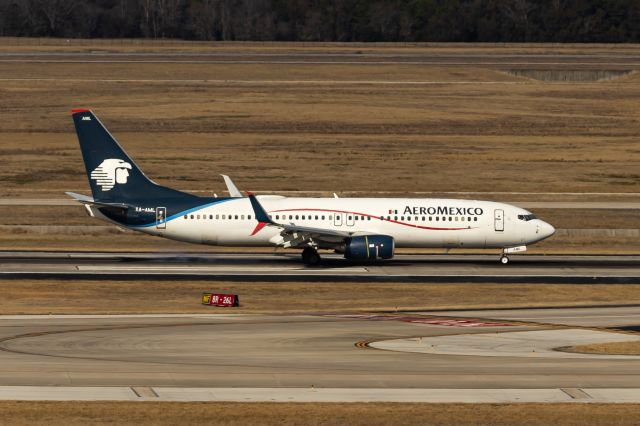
[518,214,537,221]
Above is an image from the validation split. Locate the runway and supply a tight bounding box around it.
[1,251,639,283]
[3,51,640,69]
[0,306,639,401]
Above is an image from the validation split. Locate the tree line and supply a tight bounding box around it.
[1,0,639,42]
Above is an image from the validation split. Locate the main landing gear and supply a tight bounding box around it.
[301,247,321,266]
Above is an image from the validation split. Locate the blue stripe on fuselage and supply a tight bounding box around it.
[128,198,238,228]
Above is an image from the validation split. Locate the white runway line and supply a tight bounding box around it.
[75,265,368,273]
[0,386,638,402]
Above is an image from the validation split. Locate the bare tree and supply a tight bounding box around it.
[190,0,219,40]
[502,0,536,40]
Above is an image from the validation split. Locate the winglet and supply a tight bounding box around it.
[248,194,274,224]
[248,193,276,236]
[221,174,243,198]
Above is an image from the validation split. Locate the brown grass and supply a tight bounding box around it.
[1,280,640,315]
[1,401,640,426]
[0,48,639,198]
[1,43,638,253]
[565,341,640,356]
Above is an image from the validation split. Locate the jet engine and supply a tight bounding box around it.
[344,235,394,260]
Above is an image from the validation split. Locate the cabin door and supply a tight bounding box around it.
[156,207,167,229]
[334,213,343,227]
[494,209,504,232]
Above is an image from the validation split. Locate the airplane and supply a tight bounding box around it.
[67,109,555,265]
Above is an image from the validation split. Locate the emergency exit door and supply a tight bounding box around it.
[494,209,504,232]
[156,207,167,229]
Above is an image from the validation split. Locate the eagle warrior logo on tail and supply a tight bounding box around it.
[90,159,132,191]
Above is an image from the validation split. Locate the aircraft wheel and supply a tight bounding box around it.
[302,247,321,266]
[500,255,510,265]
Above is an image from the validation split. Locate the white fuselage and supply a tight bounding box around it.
[122,196,555,250]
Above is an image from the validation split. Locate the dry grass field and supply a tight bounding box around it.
[1,401,640,426]
[1,41,639,198]
[1,40,639,252]
[1,280,639,314]
[566,341,640,356]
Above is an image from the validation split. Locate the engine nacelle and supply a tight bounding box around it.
[344,235,394,260]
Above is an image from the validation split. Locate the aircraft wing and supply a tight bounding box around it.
[248,193,370,248]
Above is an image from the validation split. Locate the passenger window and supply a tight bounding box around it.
[222,215,225,219]
[407,217,411,221]
[234,215,238,219]
[394,216,398,221]
[241,215,245,220]
[468,217,471,221]
[322,215,325,220]
[348,216,352,220]
[295,215,299,220]
[474,217,478,221]
[436,217,439,221]
[455,217,458,221]
[248,215,252,220]
[184,215,187,219]
[216,214,219,219]
[329,215,333,220]
[315,215,319,220]
[368,217,371,220]
[461,217,465,221]
[429,217,432,221]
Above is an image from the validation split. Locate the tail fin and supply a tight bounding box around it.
[71,109,183,202]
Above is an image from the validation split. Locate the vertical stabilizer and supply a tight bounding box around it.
[71,109,186,202]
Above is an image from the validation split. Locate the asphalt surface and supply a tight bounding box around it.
[2,51,640,69]
[0,307,639,401]
[1,252,639,283]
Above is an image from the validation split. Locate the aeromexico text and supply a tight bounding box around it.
[403,206,484,216]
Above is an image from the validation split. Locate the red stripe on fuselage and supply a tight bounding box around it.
[271,208,472,231]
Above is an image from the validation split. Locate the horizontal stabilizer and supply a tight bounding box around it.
[65,192,129,211]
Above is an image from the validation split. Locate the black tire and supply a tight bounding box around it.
[302,247,321,266]
[500,255,510,265]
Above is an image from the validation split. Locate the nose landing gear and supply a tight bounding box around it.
[499,245,526,264]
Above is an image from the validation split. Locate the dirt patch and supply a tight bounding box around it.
[1,401,640,426]
[1,280,640,315]
[564,341,640,356]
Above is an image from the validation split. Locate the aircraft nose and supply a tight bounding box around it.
[542,222,555,238]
